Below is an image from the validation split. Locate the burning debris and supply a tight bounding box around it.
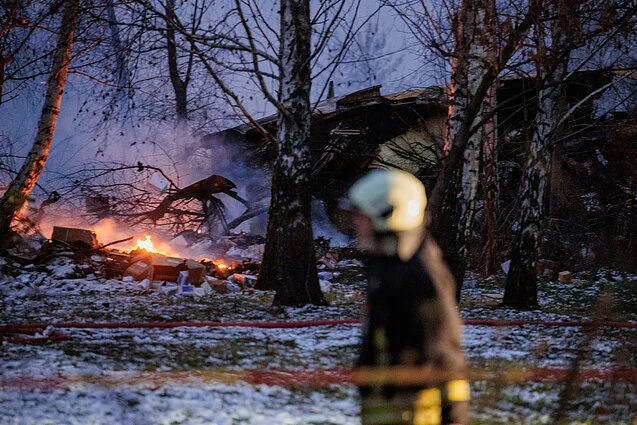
[0,215,360,311]
[0,223,266,299]
[109,233,263,292]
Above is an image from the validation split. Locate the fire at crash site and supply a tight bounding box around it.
[42,223,263,295]
[1,0,637,424]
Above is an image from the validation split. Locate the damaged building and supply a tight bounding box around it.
[205,84,449,234]
[203,70,637,271]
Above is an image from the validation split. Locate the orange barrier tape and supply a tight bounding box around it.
[1,366,636,391]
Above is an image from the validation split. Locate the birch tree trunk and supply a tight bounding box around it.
[431,0,471,300]
[503,0,572,309]
[256,0,326,306]
[0,0,80,241]
[457,0,492,277]
[432,0,493,300]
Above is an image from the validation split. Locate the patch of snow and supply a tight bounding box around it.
[1,259,635,423]
[336,259,363,268]
[226,244,265,261]
[501,260,511,275]
[226,282,241,293]
[595,149,607,166]
[581,192,602,212]
[319,279,332,292]
[318,271,334,281]
[49,262,78,278]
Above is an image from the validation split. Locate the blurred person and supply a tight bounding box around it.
[348,169,469,425]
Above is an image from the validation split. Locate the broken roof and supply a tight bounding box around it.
[227,85,448,136]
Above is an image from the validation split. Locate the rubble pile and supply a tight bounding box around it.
[0,225,363,301]
[0,225,262,297]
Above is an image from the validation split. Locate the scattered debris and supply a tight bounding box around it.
[336,259,364,268]
[179,283,195,296]
[151,256,206,284]
[319,279,332,293]
[0,225,270,300]
[177,270,189,286]
[103,252,130,278]
[123,260,151,281]
[205,278,229,294]
[558,271,573,284]
[134,174,257,235]
[51,226,99,249]
[148,174,169,193]
[199,280,213,295]
[1,225,361,305]
[537,259,560,279]
[227,243,264,261]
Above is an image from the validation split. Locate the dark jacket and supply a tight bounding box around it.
[358,233,468,424]
[359,234,465,372]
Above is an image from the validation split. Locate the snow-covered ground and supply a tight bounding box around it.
[1,255,636,424]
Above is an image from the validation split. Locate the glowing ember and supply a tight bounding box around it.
[136,235,158,253]
[200,258,232,270]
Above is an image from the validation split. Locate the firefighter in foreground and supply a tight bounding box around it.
[348,169,469,425]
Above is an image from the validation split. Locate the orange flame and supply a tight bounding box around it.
[200,258,232,270]
[136,235,165,254]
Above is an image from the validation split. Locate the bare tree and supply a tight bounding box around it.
[504,0,637,308]
[0,0,81,241]
[70,0,228,134]
[441,0,496,293]
[105,0,133,104]
[0,0,52,106]
[413,0,535,299]
[390,0,637,305]
[147,0,373,305]
[0,0,27,104]
[257,0,326,305]
[503,0,573,309]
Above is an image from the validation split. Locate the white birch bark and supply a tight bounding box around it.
[458,0,488,263]
[443,0,493,286]
[504,0,571,308]
[430,0,534,297]
[256,0,325,306]
[0,0,80,236]
[445,1,471,156]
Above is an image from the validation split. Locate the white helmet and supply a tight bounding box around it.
[348,169,427,232]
